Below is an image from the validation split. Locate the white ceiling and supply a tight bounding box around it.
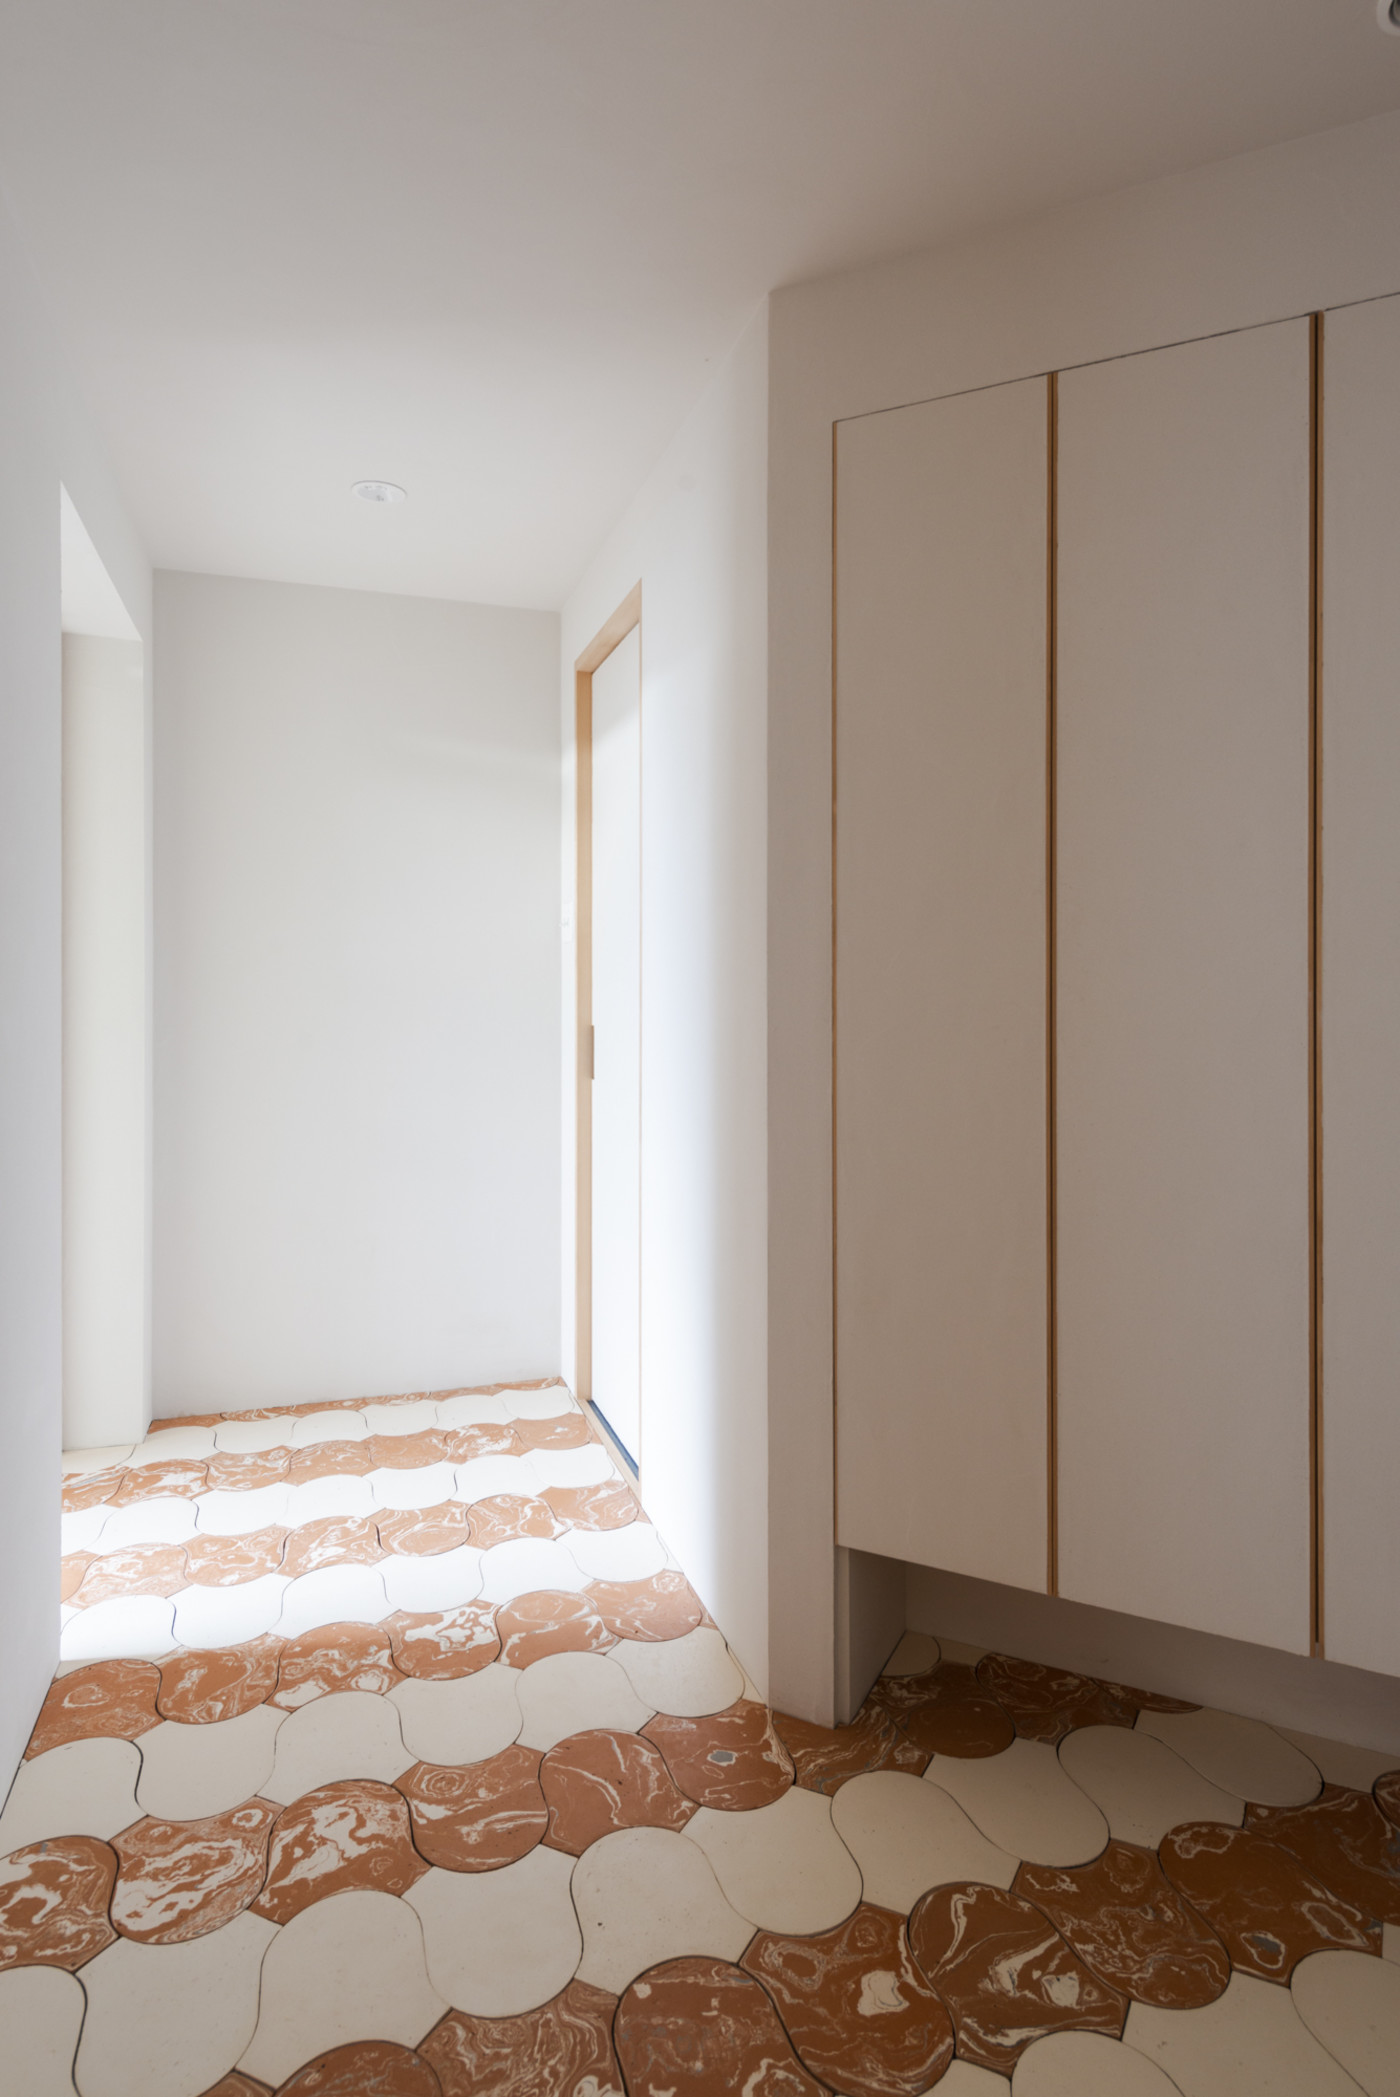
[2,1,1397,610]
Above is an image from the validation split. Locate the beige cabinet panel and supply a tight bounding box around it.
[1320,293,1400,1676]
[1056,322,1312,1654]
[834,377,1049,1591]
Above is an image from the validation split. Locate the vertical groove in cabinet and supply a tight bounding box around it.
[1309,312,1324,1658]
[1046,371,1060,1598]
[830,416,840,1545]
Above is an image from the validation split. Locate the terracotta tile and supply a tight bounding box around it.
[386,1604,501,1680]
[1246,1783,1400,1926]
[772,1705,927,1795]
[365,1431,455,1471]
[867,1662,1016,1761]
[541,1481,638,1532]
[420,1982,622,2097]
[62,1468,125,1512]
[273,1623,405,1708]
[1096,1681,1199,1715]
[742,1901,954,2097]
[376,1505,472,1557]
[512,1413,593,1453]
[1159,1819,1378,1979]
[975,1653,1137,1743]
[643,1699,794,1811]
[184,1528,290,1587]
[203,1448,293,1492]
[437,1423,522,1463]
[466,1494,564,1549]
[274,2040,444,2095]
[110,1799,278,1943]
[110,1455,210,1503]
[588,1571,705,1644]
[1378,1770,1400,1829]
[397,1748,548,1872]
[71,1542,191,1606]
[613,1955,825,2095]
[287,1441,380,1484]
[198,2076,274,2096]
[0,1835,118,1970]
[541,1728,696,1854]
[1015,1840,1231,2007]
[255,1779,427,1923]
[907,1880,1125,2071]
[496,1590,617,1669]
[158,1635,284,1723]
[26,1658,162,1755]
[59,1552,95,1601]
[281,1515,386,1580]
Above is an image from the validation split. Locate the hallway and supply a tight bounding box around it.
[2,1384,1398,2093]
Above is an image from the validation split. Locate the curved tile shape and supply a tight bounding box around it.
[0,1835,117,1970]
[111,1457,209,1504]
[273,1623,403,1709]
[464,1495,563,1550]
[76,1909,278,2097]
[525,1443,617,1491]
[517,1652,654,1754]
[397,1748,547,1872]
[1136,1707,1323,1809]
[369,1463,461,1513]
[642,1700,793,1812]
[540,1730,695,1854]
[453,1454,538,1504]
[361,1401,442,1438]
[262,1691,413,1805]
[62,1472,122,1514]
[0,1737,143,1851]
[366,1435,455,1474]
[1291,1948,1400,2097]
[135,1705,285,1820]
[1376,1772,1400,1831]
[379,1546,484,1616]
[284,1476,377,1527]
[502,1387,577,1421]
[62,1504,116,1554]
[419,1981,623,2097]
[433,1392,512,1431]
[925,1738,1109,1866]
[130,1426,219,1464]
[408,1848,582,2016]
[277,1565,391,1640]
[61,1551,95,1601]
[1247,1784,1400,1927]
[1058,1724,1245,1850]
[386,1604,500,1681]
[1159,1820,1377,1979]
[26,1659,161,1756]
[196,1486,293,1538]
[829,1770,1018,1915]
[512,1414,592,1453]
[742,1902,955,2097]
[183,1529,288,1588]
[941,2071,1018,2096]
[495,1591,615,1670]
[686,1786,862,1935]
[290,1411,369,1446]
[63,1443,136,1477]
[214,1418,298,1454]
[287,1441,379,1485]
[256,1780,426,1923]
[1012,2030,1185,2095]
[541,1481,638,1532]
[1277,1732,1400,1794]
[281,1516,384,1580]
[588,1572,705,1644]
[612,1955,822,2094]
[0,1964,88,2097]
[608,1627,744,1720]
[773,1703,928,1796]
[158,1636,284,1724]
[202,1449,291,1494]
[96,1497,203,1552]
[111,1800,277,1943]
[71,1544,190,1608]
[239,1890,446,2089]
[275,2039,443,2095]
[60,1593,176,1664]
[389,1666,524,1766]
[375,1505,472,1558]
[1124,1969,1369,2094]
[869,1663,1016,1761]
[1016,1840,1231,2008]
[976,1655,1140,1745]
[881,1632,944,1677]
[477,1538,591,1606]
[571,1827,753,1994]
[565,1523,667,1584]
[171,1575,291,1650]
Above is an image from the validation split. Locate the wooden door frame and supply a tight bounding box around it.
[574,583,642,1419]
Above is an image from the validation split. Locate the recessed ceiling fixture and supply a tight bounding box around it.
[352,480,406,503]
[1380,0,1400,33]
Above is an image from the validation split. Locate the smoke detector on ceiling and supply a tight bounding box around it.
[1380,0,1400,32]
[352,480,406,503]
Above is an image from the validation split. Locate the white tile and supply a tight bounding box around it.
[361,1399,442,1437]
[59,1595,176,1663]
[1013,2030,1186,2095]
[1058,1725,1245,1850]
[170,1573,290,1649]
[1135,1707,1322,1808]
[408,1848,582,2015]
[501,1386,577,1420]
[477,1537,592,1605]
[0,1736,143,1851]
[194,1484,293,1537]
[0,1965,86,2097]
[380,1543,485,1614]
[60,1505,114,1554]
[454,1453,539,1502]
[924,1738,1109,1867]
[686,1786,862,1934]
[262,1690,413,1803]
[283,1473,377,1526]
[369,1461,460,1512]
[936,1637,991,1667]
[1125,1970,1365,2094]
[1291,1949,1400,2096]
[572,1826,753,1993]
[515,1651,655,1753]
[289,1408,369,1445]
[609,1626,744,1718]
[389,1664,523,1765]
[1277,1728,1400,1793]
[134,1704,285,1818]
[941,2069,1016,2097]
[883,1631,944,1676]
[213,1417,298,1454]
[128,1426,218,1463]
[525,1444,617,1490]
[276,1564,391,1639]
[62,1444,136,1476]
[96,1499,202,1550]
[239,1890,445,2087]
[434,1391,512,1430]
[76,1911,277,2097]
[565,1522,667,1583]
[829,1770,1018,1914]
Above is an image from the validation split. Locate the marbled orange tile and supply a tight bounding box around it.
[511,1413,592,1452]
[386,1604,501,1680]
[280,1513,385,1579]
[196,2076,273,2096]
[1377,1770,1400,1830]
[286,1439,380,1484]
[272,1623,404,1708]
[465,1494,563,1549]
[1159,1820,1378,1979]
[397,1749,548,1872]
[158,1634,284,1723]
[60,1551,95,1601]
[742,1902,954,2097]
[376,1504,472,1557]
[1015,1841,1230,2007]
[1247,1783,1400,1925]
[274,2041,443,2095]
[588,1571,705,1644]
[772,1705,927,1795]
[541,1729,696,1854]
[111,1800,277,1943]
[62,1467,125,1512]
[613,1956,824,2095]
[421,1984,622,2097]
[255,1780,427,1924]
[149,1411,221,1432]
[643,1700,794,1812]
[866,1662,1015,1760]
[540,1481,639,1532]
[495,1591,616,1670]
[975,1653,1137,1744]
[71,1542,191,1607]
[204,1448,292,1493]
[436,1422,522,1463]
[0,1836,117,1970]
[183,1528,289,1587]
[26,1658,162,1755]
[907,1881,1125,2071]
[364,1430,455,1470]
[1095,1679,1199,1715]
[110,1456,210,1503]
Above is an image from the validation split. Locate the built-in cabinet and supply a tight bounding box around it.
[834,294,1400,1670]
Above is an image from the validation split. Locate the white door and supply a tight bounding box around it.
[590,625,642,1461]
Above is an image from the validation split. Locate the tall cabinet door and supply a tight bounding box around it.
[834,378,1050,1591]
[1056,323,1313,1654]
[1320,293,1400,1677]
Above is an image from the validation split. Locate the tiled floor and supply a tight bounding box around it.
[4,1385,1400,2094]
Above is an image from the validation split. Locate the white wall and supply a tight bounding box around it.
[154,574,560,1414]
[560,307,769,1691]
[0,196,151,1787]
[768,106,1400,1725]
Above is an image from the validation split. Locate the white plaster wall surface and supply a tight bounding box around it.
[153,574,561,1413]
[559,305,769,1694]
